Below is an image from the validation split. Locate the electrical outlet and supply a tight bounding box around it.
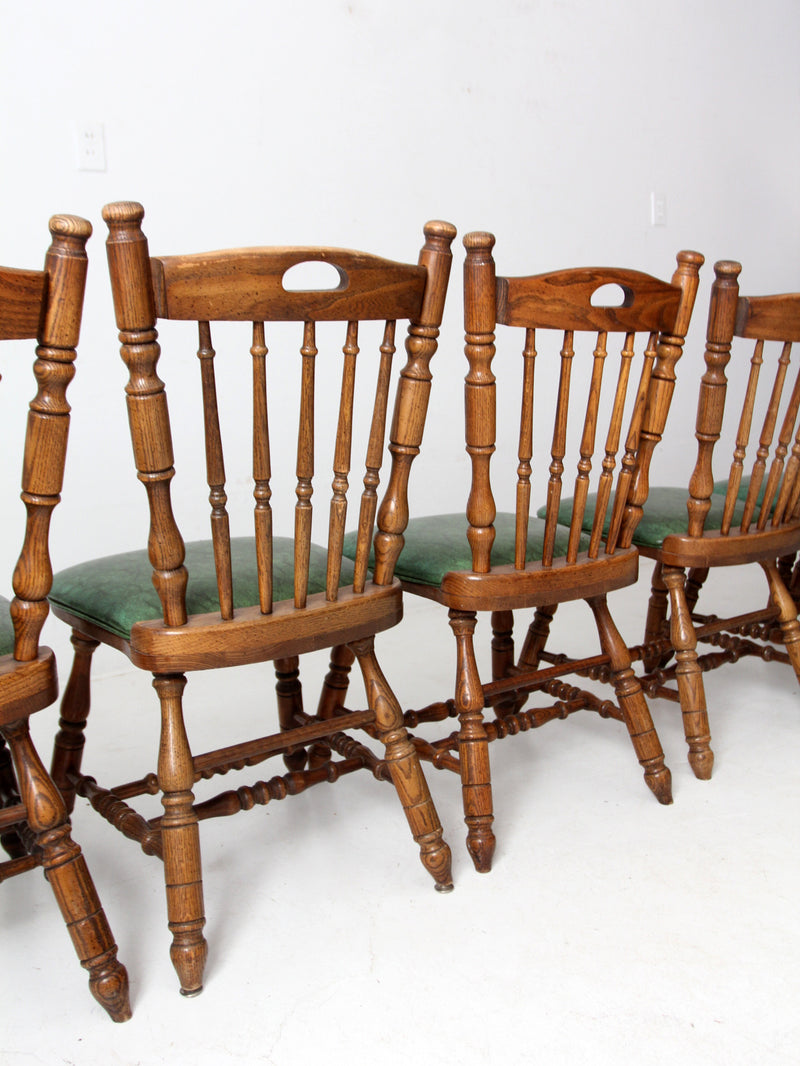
[650,191,667,227]
[74,122,107,172]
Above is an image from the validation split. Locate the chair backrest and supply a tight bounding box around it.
[0,216,92,661]
[687,260,800,538]
[462,231,703,573]
[102,202,455,627]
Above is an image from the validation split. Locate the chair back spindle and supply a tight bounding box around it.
[352,320,397,593]
[251,321,273,613]
[197,320,234,619]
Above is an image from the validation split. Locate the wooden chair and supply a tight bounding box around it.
[369,232,703,872]
[48,201,456,997]
[0,216,131,1021]
[625,260,800,777]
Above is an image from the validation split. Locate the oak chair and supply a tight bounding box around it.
[625,260,800,776]
[0,215,130,1021]
[48,201,456,996]
[366,232,703,871]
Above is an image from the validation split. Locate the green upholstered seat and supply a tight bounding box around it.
[0,595,15,657]
[49,537,355,642]
[537,486,754,551]
[343,512,587,590]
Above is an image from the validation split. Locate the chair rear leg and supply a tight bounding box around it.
[449,609,496,872]
[661,567,714,779]
[153,674,208,996]
[0,734,25,858]
[350,636,453,892]
[588,594,673,804]
[788,555,800,609]
[489,610,516,716]
[684,567,709,614]
[51,631,99,813]
[2,718,131,1021]
[519,604,558,671]
[308,644,355,770]
[274,656,308,771]
[762,560,800,682]
[643,562,671,670]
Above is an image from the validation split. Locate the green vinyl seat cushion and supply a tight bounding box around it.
[342,512,588,590]
[49,536,355,642]
[537,486,753,551]
[0,595,15,657]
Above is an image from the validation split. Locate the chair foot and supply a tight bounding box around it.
[168,918,208,997]
[86,948,132,1022]
[643,760,673,805]
[688,746,714,780]
[465,819,495,873]
[419,831,454,891]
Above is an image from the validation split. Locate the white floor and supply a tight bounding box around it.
[2,559,798,1066]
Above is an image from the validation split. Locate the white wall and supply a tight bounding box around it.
[2,0,799,667]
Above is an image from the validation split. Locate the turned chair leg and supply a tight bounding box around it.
[489,610,517,716]
[661,566,714,779]
[762,560,800,683]
[449,609,496,872]
[349,636,453,892]
[588,594,673,805]
[788,555,800,609]
[2,718,131,1021]
[642,563,671,671]
[0,734,25,858]
[275,656,308,771]
[519,604,557,671]
[308,644,355,770]
[51,631,99,814]
[684,567,709,615]
[153,674,208,996]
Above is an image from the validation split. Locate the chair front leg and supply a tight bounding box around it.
[350,636,453,892]
[154,674,208,996]
[50,630,99,813]
[588,594,673,804]
[761,560,800,683]
[2,717,131,1022]
[449,609,496,872]
[661,566,713,779]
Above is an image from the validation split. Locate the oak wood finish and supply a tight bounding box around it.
[0,216,131,1022]
[49,202,455,996]
[402,233,703,871]
[637,261,800,777]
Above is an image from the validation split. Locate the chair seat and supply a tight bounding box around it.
[50,536,355,641]
[0,595,14,657]
[538,486,755,551]
[344,512,588,589]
